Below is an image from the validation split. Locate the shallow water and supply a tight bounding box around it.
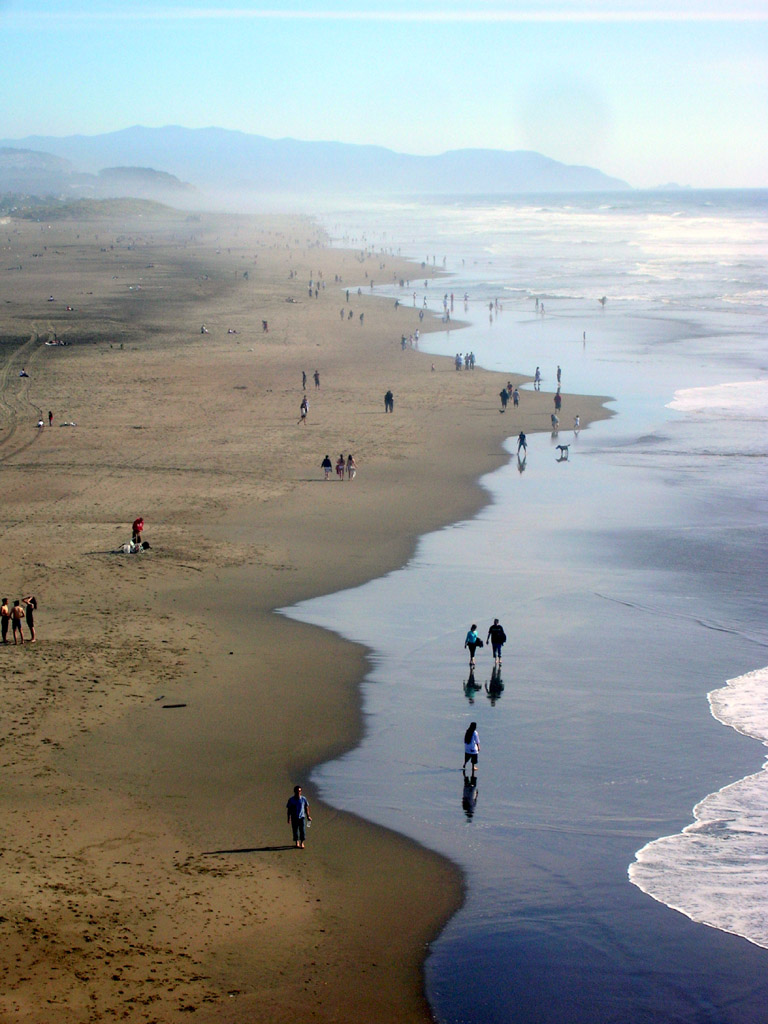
[285,191,768,1022]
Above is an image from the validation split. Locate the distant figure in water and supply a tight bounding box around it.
[517,431,527,454]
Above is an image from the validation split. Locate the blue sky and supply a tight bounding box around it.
[2,0,766,188]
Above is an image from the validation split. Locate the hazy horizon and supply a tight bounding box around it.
[2,1,766,190]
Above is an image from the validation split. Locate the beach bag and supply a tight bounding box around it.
[476,639,484,648]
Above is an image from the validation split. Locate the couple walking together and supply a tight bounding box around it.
[464,618,506,668]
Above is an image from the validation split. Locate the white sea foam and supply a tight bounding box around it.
[629,667,768,949]
[667,379,768,419]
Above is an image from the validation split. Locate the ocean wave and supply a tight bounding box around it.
[629,666,768,950]
[667,380,768,419]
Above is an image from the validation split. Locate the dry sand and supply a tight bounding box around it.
[0,209,611,1023]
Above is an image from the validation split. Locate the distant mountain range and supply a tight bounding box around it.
[0,125,631,205]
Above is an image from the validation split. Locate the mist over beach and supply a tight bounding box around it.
[1,1,767,1022]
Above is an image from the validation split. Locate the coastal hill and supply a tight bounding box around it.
[0,147,195,204]
[0,125,631,201]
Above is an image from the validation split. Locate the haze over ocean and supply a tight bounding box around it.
[284,189,768,1022]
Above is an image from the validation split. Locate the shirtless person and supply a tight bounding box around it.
[11,600,25,644]
[1,598,10,644]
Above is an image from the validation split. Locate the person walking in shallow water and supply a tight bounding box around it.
[286,785,311,848]
[486,618,506,664]
[465,624,481,668]
[463,722,480,778]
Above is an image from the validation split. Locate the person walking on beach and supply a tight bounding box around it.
[302,370,307,390]
[321,454,333,480]
[298,396,308,425]
[336,454,345,479]
[554,392,562,413]
[11,601,25,644]
[23,596,37,643]
[313,370,320,388]
[499,388,509,412]
[1,598,10,644]
[534,367,541,390]
[132,516,144,545]
[486,618,506,664]
[513,387,519,408]
[346,453,357,480]
[286,785,312,849]
[384,389,394,413]
[464,624,482,668]
[517,431,527,455]
[48,410,53,427]
[463,722,480,778]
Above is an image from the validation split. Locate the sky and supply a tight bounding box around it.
[1,0,766,188]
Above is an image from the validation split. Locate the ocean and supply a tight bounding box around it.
[284,190,768,1022]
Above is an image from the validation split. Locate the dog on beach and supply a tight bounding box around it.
[555,444,570,459]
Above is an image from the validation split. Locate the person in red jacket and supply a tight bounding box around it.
[132,517,144,545]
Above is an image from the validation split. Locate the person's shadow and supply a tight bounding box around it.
[202,845,296,855]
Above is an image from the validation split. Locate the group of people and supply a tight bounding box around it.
[499,382,520,411]
[461,619,507,779]
[1,596,37,644]
[321,453,357,480]
[454,352,476,370]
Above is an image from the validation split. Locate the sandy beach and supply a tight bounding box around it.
[0,208,611,1023]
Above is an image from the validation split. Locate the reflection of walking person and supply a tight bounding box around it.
[464,623,482,668]
[286,785,311,849]
[463,722,480,778]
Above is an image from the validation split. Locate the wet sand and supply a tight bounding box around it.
[0,209,611,1022]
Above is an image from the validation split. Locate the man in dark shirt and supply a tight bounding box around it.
[486,619,507,664]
